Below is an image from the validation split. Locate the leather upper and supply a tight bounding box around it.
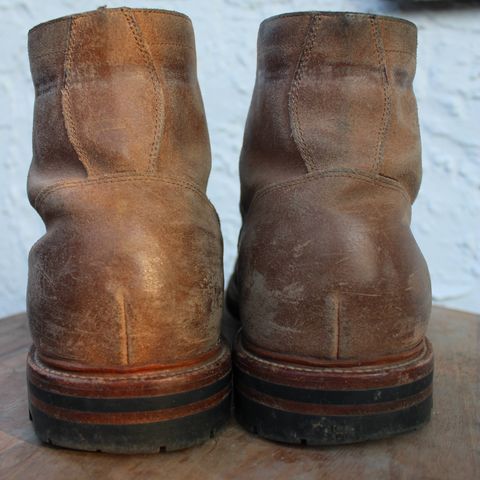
[230,12,431,363]
[27,8,223,370]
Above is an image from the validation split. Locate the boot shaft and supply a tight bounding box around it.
[27,8,223,370]
[230,12,431,362]
[240,12,421,214]
[28,7,211,202]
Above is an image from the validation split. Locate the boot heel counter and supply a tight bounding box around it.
[27,178,223,369]
[238,172,431,362]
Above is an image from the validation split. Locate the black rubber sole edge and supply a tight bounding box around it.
[29,393,231,453]
[235,366,433,406]
[28,372,232,413]
[234,391,432,446]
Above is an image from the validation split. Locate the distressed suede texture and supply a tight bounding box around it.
[225,12,431,363]
[27,8,223,370]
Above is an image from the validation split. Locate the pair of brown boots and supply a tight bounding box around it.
[27,7,433,453]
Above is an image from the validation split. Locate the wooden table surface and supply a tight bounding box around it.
[0,306,479,479]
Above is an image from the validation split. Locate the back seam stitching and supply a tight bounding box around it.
[61,17,93,176]
[250,170,411,208]
[370,16,392,173]
[288,14,321,173]
[33,175,218,218]
[121,9,164,174]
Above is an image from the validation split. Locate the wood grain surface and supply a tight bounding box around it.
[0,306,479,479]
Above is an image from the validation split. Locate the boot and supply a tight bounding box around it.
[225,12,433,445]
[27,7,230,453]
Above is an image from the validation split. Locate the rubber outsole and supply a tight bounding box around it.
[233,335,434,445]
[29,396,231,453]
[27,344,232,453]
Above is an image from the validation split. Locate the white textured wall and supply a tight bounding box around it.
[0,0,479,317]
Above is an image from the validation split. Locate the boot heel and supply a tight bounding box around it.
[27,345,231,453]
[234,335,433,445]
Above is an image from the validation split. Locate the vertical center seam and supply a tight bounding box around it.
[288,14,322,173]
[370,16,392,173]
[61,16,94,176]
[121,8,164,174]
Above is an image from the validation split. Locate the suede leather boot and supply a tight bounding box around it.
[26,7,230,453]
[225,12,433,445]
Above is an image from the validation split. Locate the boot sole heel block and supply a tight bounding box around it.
[27,344,231,453]
[234,336,433,445]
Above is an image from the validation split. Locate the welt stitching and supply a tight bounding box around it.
[32,348,226,381]
[241,341,429,374]
[61,17,93,176]
[243,351,427,374]
[33,175,218,217]
[370,16,392,173]
[121,8,164,174]
[250,170,411,209]
[288,14,321,173]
